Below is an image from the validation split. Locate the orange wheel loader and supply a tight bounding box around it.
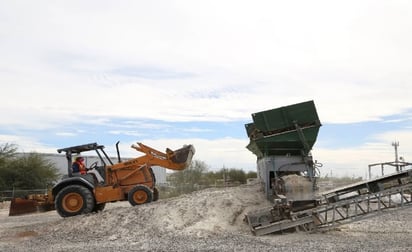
[9,141,195,217]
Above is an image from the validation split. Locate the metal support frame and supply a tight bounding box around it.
[308,184,411,231]
[248,169,412,235]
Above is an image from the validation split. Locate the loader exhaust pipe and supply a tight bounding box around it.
[116,141,121,163]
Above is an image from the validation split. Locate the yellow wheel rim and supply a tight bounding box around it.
[133,190,148,204]
[62,192,84,213]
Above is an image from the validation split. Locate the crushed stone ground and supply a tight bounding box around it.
[0,183,411,251]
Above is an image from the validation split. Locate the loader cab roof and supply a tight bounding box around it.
[57,143,105,154]
[57,142,115,177]
[57,142,113,166]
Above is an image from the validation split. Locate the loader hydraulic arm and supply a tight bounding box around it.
[131,142,195,170]
[108,142,195,172]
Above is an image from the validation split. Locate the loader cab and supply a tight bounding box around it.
[57,142,116,186]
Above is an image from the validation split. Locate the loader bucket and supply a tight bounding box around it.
[9,194,54,216]
[9,198,38,216]
[169,144,196,170]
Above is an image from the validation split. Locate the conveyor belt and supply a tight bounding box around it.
[248,169,412,236]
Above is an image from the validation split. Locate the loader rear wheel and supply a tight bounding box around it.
[55,185,95,217]
[153,187,159,202]
[128,185,153,206]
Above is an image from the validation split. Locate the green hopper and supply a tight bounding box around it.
[245,100,321,158]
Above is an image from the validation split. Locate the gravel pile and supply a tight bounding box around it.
[0,183,411,251]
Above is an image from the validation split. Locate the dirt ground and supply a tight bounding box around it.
[0,184,411,252]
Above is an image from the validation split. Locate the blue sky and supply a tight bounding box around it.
[1,1,412,178]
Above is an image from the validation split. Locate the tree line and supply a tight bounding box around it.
[161,160,257,198]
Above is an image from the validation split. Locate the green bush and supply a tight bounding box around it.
[0,143,59,190]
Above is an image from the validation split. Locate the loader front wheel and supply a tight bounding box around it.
[93,203,106,212]
[128,185,153,206]
[55,185,95,217]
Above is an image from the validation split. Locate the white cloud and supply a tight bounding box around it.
[108,130,143,137]
[0,134,56,153]
[1,1,412,178]
[55,132,77,137]
[1,1,411,126]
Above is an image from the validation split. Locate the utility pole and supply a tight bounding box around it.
[392,141,400,171]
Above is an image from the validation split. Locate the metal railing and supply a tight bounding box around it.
[0,188,49,201]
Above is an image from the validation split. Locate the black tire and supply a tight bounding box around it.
[128,185,153,206]
[93,203,106,212]
[153,187,159,202]
[55,185,95,217]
